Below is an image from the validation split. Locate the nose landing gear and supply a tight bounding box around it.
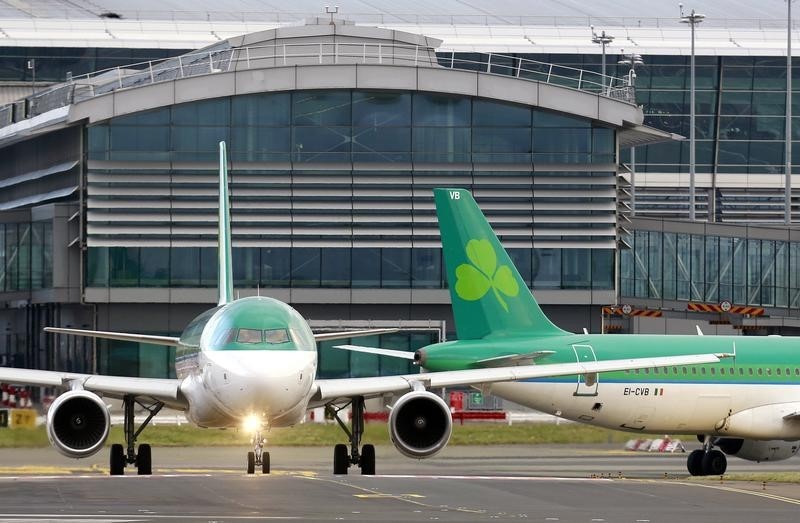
[686,435,727,476]
[246,429,270,474]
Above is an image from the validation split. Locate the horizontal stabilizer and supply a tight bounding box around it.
[314,328,399,342]
[476,351,556,367]
[44,327,180,347]
[333,344,416,360]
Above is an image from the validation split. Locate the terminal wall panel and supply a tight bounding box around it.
[476,75,537,107]
[538,83,597,121]
[356,66,417,90]
[113,82,174,118]
[68,93,113,124]
[234,67,296,95]
[417,68,476,97]
[175,73,235,104]
[296,65,357,89]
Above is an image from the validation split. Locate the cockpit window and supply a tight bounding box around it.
[237,328,263,344]
[265,328,290,344]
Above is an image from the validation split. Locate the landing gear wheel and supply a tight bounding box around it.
[110,443,125,476]
[702,449,727,476]
[687,449,705,476]
[137,444,152,475]
[333,443,349,475]
[360,444,376,475]
[247,451,256,474]
[261,451,270,474]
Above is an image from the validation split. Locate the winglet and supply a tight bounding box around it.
[218,141,234,306]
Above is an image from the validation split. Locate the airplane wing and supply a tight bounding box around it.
[44,327,180,346]
[310,352,730,406]
[314,328,399,342]
[0,367,186,409]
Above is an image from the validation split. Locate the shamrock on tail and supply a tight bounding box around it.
[454,239,519,312]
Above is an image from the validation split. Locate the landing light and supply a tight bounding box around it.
[242,414,261,433]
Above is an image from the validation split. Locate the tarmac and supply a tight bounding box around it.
[0,445,798,522]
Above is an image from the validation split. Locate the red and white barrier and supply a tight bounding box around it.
[625,437,685,453]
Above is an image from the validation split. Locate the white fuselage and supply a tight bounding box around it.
[179,350,317,429]
[487,380,800,439]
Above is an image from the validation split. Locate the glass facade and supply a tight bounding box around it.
[0,222,53,292]
[86,246,615,290]
[621,229,800,309]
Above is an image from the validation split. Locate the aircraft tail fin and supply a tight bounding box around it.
[218,141,234,306]
[433,188,569,340]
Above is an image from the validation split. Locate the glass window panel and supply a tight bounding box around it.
[170,247,200,287]
[200,247,217,287]
[413,93,470,126]
[230,127,291,161]
[704,236,719,303]
[634,230,649,297]
[733,237,747,304]
[719,236,733,302]
[352,91,411,126]
[591,249,614,290]
[473,99,530,126]
[533,110,590,127]
[761,240,775,306]
[321,247,351,288]
[412,127,471,162]
[109,247,139,287]
[138,343,171,379]
[561,249,590,289]
[592,128,615,155]
[776,241,789,308]
[646,232,662,298]
[88,125,109,160]
[752,67,786,90]
[293,126,351,162]
[720,91,753,116]
[533,248,561,288]
[748,142,784,167]
[113,107,170,126]
[411,247,441,288]
[352,248,380,288]
[662,232,677,300]
[139,247,169,286]
[508,248,532,287]
[676,234,690,300]
[87,246,109,287]
[751,92,786,116]
[472,127,531,163]
[43,222,52,288]
[261,247,290,287]
[232,247,259,287]
[109,125,170,158]
[722,65,754,90]
[317,338,351,378]
[381,248,411,288]
[172,98,230,126]
[231,92,291,126]
[293,91,351,126]
[747,240,762,305]
[533,128,591,153]
[690,235,704,301]
[291,247,320,287]
[30,223,43,290]
[352,126,411,162]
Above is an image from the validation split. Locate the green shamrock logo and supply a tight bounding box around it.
[455,239,519,312]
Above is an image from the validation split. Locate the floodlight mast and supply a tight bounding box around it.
[619,50,644,216]
[591,26,615,93]
[786,0,793,225]
[680,3,705,222]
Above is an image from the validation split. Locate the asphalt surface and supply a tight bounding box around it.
[0,445,798,522]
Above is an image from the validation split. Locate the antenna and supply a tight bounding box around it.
[324,5,339,25]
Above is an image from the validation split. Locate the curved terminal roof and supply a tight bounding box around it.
[0,0,796,56]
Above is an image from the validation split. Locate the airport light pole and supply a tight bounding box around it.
[680,3,704,222]
[786,0,794,225]
[591,26,615,93]
[619,50,644,215]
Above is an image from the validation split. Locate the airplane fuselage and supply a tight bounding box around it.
[174,296,318,428]
[421,334,800,439]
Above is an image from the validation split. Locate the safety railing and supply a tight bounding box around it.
[5,42,634,125]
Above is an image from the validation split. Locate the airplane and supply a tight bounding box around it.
[0,143,727,477]
[337,187,800,477]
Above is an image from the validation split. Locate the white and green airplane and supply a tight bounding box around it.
[0,143,726,477]
[339,187,800,477]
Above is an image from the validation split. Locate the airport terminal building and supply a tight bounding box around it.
[2,1,800,379]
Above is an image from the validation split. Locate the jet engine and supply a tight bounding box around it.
[46,390,110,458]
[388,390,452,459]
[717,438,800,462]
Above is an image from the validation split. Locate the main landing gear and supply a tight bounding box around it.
[110,395,163,476]
[327,396,376,475]
[246,429,270,475]
[686,435,727,476]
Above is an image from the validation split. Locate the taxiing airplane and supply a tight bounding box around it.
[338,187,800,477]
[0,144,727,476]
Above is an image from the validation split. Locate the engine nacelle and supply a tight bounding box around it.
[388,390,452,459]
[717,438,800,462]
[46,390,110,458]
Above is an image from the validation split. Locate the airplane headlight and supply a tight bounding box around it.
[242,414,261,433]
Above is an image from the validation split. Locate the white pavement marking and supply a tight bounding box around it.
[374,474,613,482]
